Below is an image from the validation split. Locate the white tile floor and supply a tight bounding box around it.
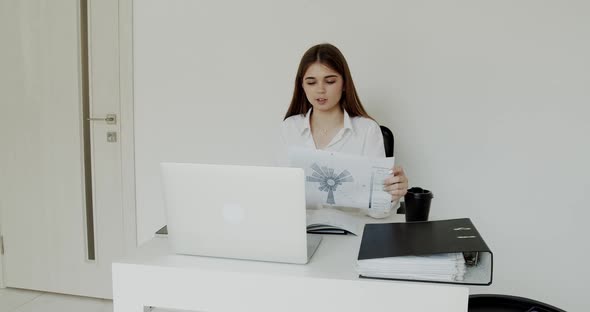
[0,288,112,312]
[0,288,184,312]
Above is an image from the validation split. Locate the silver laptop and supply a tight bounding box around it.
[160,162,322,264]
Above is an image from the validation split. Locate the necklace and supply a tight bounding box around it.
[314,126,341,137]
[317,128,329,136]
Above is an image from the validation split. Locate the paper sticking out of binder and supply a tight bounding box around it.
[356,218,493,285]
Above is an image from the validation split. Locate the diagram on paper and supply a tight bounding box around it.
[288,147,395,210]
[306,163,354,205]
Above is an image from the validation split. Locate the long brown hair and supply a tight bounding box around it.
[284,43,373,120]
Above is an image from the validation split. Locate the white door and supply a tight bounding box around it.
[0,0,134,299]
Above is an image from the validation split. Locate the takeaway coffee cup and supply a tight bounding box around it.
[404,187,433,222]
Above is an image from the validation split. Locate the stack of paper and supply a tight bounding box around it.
[306,207,365,235]
[356,253,467,282]
[306,224,349,235]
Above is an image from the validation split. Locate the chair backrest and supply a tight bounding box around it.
[468,294,565,312]
[380,125,394,157]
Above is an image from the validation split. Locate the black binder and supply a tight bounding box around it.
[357,218,493,285]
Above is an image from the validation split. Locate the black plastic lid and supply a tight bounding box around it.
[406,187,433,199]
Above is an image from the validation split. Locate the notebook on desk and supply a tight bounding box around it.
[160,162,322,264]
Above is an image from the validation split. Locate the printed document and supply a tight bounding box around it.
[288,147,394,211]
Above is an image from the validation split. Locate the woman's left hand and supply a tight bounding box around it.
[383,165,408,202]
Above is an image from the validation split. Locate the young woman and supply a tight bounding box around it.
[281,43,408,213]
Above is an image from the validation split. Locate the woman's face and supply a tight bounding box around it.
[302,62,344,113]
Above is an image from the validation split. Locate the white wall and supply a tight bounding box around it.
[134,1,590,311]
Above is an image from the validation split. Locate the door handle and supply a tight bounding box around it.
[87,113,116,125]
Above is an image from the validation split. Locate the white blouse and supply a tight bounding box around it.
[280,108,386,158]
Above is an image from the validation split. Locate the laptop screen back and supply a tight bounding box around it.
[161,162,309,264]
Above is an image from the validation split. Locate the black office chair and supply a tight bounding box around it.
[380,125,394,157]
[468,294,566,312]
[380,125,406,214]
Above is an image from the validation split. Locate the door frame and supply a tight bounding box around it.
[0,220,4,288]
[0,0,137,287]
[118,0,137,256]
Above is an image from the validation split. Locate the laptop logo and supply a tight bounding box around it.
[222,203,245,225]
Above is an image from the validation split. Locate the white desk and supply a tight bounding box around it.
[112,232,469,311]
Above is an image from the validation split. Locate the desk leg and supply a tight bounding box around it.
[112,264,147,312]
[112,300,144,312]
